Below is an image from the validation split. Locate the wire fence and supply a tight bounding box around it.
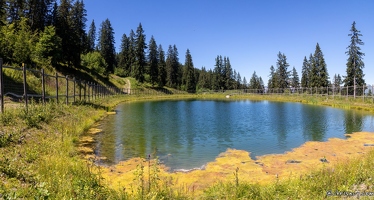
[210,85,374,101]
[0,59,124,113]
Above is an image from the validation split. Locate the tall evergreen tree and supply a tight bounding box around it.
[117,33,131,76]
[26,0,53,31]
[300,56,310,88]
[55,0,72,66]
[333,74,342,91]
[344,21,365,97]
[224,57,233,89]
[165,44,179,88]
[157,44,166,87]
[6,0,26,24]
[0,0,6,25]
[87,19,96,52]
[148,35,158,85]
[184,49,196,92]
[309,43,329,89]
[249,71,260,92]
[291,67,300,88]
[134,23,147,82]
[70,0,87,65]
[276,52,290,91]
[128,29,136,76]
[98,18,116,73]
[268,65,277,89]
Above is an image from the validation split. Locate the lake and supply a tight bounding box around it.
[93,99,374,171]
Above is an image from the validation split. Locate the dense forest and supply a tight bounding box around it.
[0,0,365,95]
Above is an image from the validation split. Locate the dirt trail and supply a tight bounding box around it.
[123,78,131,94]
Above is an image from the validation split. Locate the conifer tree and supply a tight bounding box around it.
[98,18,116,73]
[128,29,136,76]
[268,65,277,89]
[70,0,87,65]
[333,74,342,92]
[87,20,96,52]
[301,56,310,88]
[276,52,290,91]
[224,57,233,89]
[309,43,329,89]
[134,23,147,82]
[291,67,300,88]
[157,44,166,87]
[166,45,179,87]
[344,21,365,97]
[184,49,196,92]
[117,33,131,76]
[148,35,158,85]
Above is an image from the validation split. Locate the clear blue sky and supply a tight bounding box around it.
[85,0,374,85]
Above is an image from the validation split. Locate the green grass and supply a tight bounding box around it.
[2,90,374,199]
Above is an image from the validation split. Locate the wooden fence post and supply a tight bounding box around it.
[87,82,90,102]
[65,75,69,105]
[73,78,76,103]
[79,80,82,101]
[41,69,46,104]
[0,58,3,113]
[55,72,59,103]
[22,64,28,111]
[84,81,87,101]
[91,83,95,101]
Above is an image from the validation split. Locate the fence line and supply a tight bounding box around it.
[1,58,373,113]
[0,59,124,113]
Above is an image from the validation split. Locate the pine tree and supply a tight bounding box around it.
[70,0,87,66]
[98,18,116,73]
[128,29,136,76]
[33,25,61,67]
[184,49,196,92]
[237,72,242,89]
[276,52,290,91]
[309,43,329,89]
[333,74,342,93]
[148,35,158,85]
[300,56,310,88]
[0,0,6,25]
[166,45,179,88]
[6,0,26,24]
[224,57,233,89]
[291,67,300,88]
[55,0,72,67]
[117,33,131,76]
[25,0,53,31]
[134,23,147,82]
[87,20,96,52]
[157,44,166,87]
[344,21,365,97]
[242,76,247,89]
[268,65,277,89]
[249,71,259,92]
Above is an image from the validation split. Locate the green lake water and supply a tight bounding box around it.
[93,99,374,171]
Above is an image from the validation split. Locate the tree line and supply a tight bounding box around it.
[264,21,365,96]
[0,1,366,95]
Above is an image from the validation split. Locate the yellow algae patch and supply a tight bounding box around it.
[79,136,95,144]
[99,132,374,194]
[78,146,94,154]
[86,127,102,135]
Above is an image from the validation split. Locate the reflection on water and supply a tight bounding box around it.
[94,100,374,170]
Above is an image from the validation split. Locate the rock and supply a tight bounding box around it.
[285,159,302,164]
[320,158,329,163]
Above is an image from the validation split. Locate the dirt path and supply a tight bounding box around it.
[123,78,131,94]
